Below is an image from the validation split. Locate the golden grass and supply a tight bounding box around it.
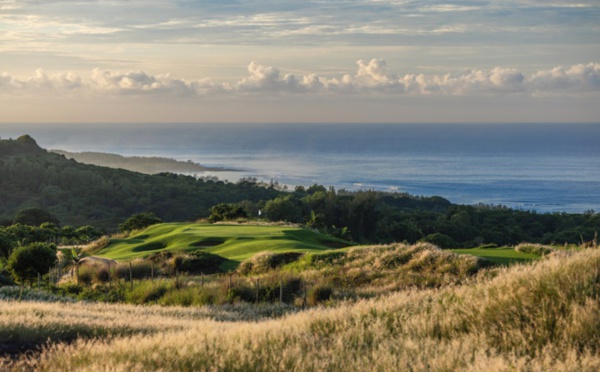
[1,247,599,371]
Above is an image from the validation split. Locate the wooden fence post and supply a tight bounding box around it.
[255,278,260,303]
[129,262,133,290]
[280,279,283,304]
[107,262,111,289]
[303,280,307,309]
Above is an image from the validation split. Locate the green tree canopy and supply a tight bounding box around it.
[208,203,248,223]
[7,242,56,284]
[13,207,60,227]
[119,212,163,232]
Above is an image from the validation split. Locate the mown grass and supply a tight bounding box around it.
[1,247,599,370]
[450,246,540,265]
[96,223,350,270]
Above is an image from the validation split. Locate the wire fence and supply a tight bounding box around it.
[44,260,327,306]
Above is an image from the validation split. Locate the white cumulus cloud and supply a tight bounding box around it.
[1,60,599,98]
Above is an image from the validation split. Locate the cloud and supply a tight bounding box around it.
[89,69,197,96]
[1,61,599,98]
[529,63,600,92]
[0,69,82,94]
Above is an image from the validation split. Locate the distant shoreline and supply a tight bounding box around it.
[51,150,240,175]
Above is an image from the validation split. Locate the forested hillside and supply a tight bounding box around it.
[0,135,280,229]
[1,135,598,246]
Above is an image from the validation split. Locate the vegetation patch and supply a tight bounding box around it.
[3,248,599,370]
[97,223,351,268]
[450,246,540,265]
[190,238,225,248]
[132,241,167,252]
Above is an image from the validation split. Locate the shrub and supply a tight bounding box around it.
[126,281,171,304]
[419,233,458,249]
[238,252,303,275]
[7,242,57,284]
[307,283,333,306]
[176,252,225,274]
[118,212,162,232]
[515,243,556,256]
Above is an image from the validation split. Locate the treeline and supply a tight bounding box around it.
[0,135,281,229]
[2,135,599,248]
[0,222,102,260]
[226,186,600,247]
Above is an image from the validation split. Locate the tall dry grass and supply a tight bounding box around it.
[1,246,598,370]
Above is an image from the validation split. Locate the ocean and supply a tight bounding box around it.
[1,122,599,213]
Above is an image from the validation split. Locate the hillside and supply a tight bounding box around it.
[0,136,281,229]
[1,135,599,247]
[96,223,351,269]
[2,245,599,370]
[51,150,235,175]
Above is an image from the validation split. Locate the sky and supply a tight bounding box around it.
[1,0,599,123]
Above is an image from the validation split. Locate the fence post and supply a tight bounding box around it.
[37,272,40,290]
[303,280,307,309]
[255,278,260,303]
[129,262,133,290]
[107,262,111,289]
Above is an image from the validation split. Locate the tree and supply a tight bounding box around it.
[119,212,162,232]
[13,207,59,227]
[6,242,56,285]
[208,203,247,223]
[75,225,102,243]
[264,195,302,222]
[0,231,14,260]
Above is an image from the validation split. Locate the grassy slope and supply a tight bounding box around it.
[3,247,599,370]
[96,223,350,269]
[450,247,540,265]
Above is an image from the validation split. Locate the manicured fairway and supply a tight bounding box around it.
[97,223,350,268]
[450,247,539,265]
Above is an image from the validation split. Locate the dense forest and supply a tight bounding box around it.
[0,135,280,228]
[1,135,598,247]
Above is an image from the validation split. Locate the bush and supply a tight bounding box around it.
[238,252,304,275]
[119,212,162,232]
[515,243,556,256]
[419,233,458,249]
[126,281,171,304]
[6,242,57,284]
[175,252,225,274]
[307,283,333,306]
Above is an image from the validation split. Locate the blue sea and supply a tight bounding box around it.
[1,123,599,213]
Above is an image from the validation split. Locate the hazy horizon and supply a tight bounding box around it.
[1,1,599,123]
